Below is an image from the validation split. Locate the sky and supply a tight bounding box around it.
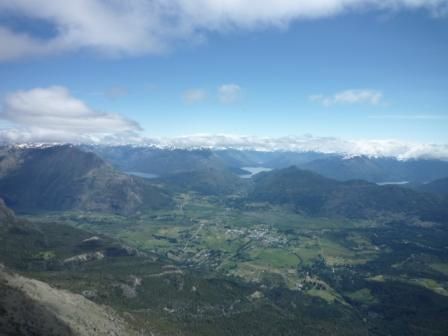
[0,0,447,157]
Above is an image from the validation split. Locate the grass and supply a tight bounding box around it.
[6,191,448,336]
[307,288,339,303]
[13,195,384,296]
[407,278,448,296]
[251,248,300,269]
[430,262,448,276]
[345,288,377,304]
[369,274,448,297]
[33,251,56,261]
[319,238,362,266]
[368,275,386,282]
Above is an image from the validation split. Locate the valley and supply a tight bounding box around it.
[1,145,448,335]
[22,191,448,335]
[2,5,447,335]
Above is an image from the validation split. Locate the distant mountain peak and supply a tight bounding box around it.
[4,134,448,161]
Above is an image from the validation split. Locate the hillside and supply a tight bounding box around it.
[84,145,247,176]
[0,201,141,335]
[0,145,172,215]
[301,156,448,183]
[85,146,448,184]
[417,177,448,196]
[249,166,448,222]
[213,149,328,169]
[0,265,138,336]
[0,198,16,226]
[157,167,248,195]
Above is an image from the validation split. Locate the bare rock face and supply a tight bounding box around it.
[78,236,104,249]
[0,265,138,336]
[63,252,105,266]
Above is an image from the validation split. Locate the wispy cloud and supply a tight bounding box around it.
[1,1,447,61]
[218,84,242,104]
[182,88,208,104]
[310,89,383,107]
[0,86,141,143]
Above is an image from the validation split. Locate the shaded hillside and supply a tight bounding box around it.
[213,150,328,169]
[417,177,448,196]
[0,198,144,271]
[0,202,142,335]
[301,156,448,183]
[84,146,448,184]
[84,145,247,176]
[0,199,16,226]
[0,145,172,215]
[249,166,448,222]
[157,168,248,195]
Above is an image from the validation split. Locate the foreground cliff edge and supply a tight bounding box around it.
[0,264,139,336]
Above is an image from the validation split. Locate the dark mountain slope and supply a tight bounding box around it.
[0,199,16,226]
[84,145,247,176]
[0,205,140,335]
[85,146,448,184]
[301,156,448,183]
[213,150,328,169]
[0,145,172,214]
[417,177,448,196]
[249,166,448,222]
[157,168,248,195]
[0,198,143,273]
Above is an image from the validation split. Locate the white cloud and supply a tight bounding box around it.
[0,27,56,60]
[182,88,208,103]
[0,86,141,143]
[218,84,242,104]
[155,134,448,160]
[310,89,383,106]
[1,0,447,61]
[1,129,447,160]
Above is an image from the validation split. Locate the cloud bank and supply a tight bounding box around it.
[0,86,141,143]
[153,134,448,160]
[0,0,447,60]
[1,129,446,161]
[310,89,383,107]
[0,85,446,160]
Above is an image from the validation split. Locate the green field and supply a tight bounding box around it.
[17,192,448,336]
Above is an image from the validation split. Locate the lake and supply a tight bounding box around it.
[240,167,272,178]
[126,171,159,179]
[376,181,409,186]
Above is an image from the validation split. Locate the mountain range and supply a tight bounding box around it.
[249,166,448,223]
[83,145,448,184]
[0,145,171,215]
[0,145,447,223]
[416,177,448,196]
[1,144,448,335]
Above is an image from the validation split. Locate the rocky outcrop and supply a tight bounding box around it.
[0,264,139,336]
[63,252,105,266]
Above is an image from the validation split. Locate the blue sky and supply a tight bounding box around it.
[0,1,447,151]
